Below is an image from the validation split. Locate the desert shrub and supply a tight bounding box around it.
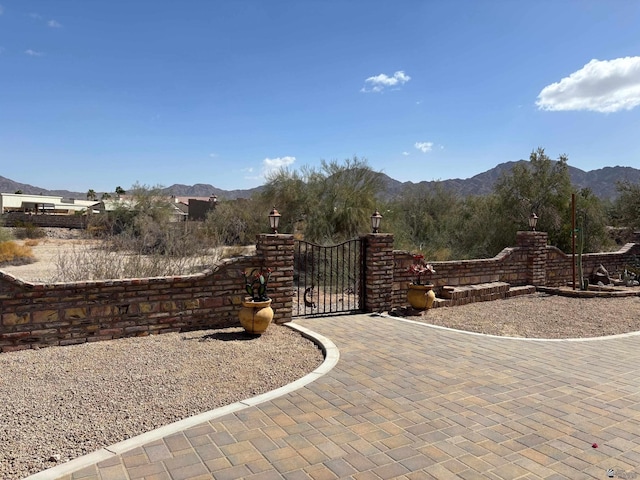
[51,240,223,282]
[13,221,46,240]
[0,241,35,266]
[0,219,13,243]
[202,199,264,246]
[24,239,40,247]
[55,184,233,281]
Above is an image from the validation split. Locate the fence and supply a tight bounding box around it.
[2,213,87,229]
[0,234,292,352]
[1,230,638,352]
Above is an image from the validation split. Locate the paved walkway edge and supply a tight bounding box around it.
[24,322,339,480]
[382,312,640,342]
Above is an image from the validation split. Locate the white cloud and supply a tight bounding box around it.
[361,70,411,93]
[414,142,433,153]
[208,153,218,158]
[402,151,410,156]
[48,19,62,28]
[262,156,295,177]
[536,56,640,113]
[25,49,43,56]
[29,13,42,19]
[241,167,256,179]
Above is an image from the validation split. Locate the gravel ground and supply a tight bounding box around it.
[404,292,640,339]
[0,326,323,479]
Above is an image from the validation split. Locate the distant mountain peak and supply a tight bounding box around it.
[1,162,638,202]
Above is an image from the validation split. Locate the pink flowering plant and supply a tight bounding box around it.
[408,255,435,285]
[241,267,272,301]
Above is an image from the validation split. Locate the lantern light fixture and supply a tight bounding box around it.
[371,209,383,234]
[269,206,281,234]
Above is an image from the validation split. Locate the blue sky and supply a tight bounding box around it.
[1,1,639,193]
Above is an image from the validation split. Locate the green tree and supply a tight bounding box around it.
[86,189,97,201]
[260,167,310,236]
[203,198,264,245]
[262,157,383,243]
[613,180,640,229]
[384,183,461,259]
[448,194,505,259]
[493,147,573,251]
[115,186,126,197]
[571,188,614,257]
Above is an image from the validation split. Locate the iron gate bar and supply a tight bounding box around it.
[293,238,363,317]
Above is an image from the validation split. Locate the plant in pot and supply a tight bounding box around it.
[407,255,436,310]
[239,267,274,335]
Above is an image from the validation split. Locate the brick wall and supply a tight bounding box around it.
[2,213,87,229]
[0,235,284,352]
[547,242,640,287]
[256,234,294,323]
[2,230,639,351]
[363,233,394,312]
[392,233,640,307]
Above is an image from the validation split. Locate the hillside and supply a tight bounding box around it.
[2,162,639,202]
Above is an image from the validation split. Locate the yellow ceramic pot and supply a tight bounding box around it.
[239,298,274,335]
[407,284,436,310]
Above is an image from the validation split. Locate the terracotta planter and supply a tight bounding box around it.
[407,284,436,310]
[239,298,274,335]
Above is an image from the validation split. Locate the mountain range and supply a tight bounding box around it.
[2,161,639,202]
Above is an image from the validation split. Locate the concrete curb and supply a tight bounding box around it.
[383,312,640,342]
[24,322,338,480]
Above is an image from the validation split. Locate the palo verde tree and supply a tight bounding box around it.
[203,197,264,245]
[573,187,613,254]
[383,183,462,259]
[260,166,311,237]
[613,180,640,230]
[493,147,573,251]
[262,157,383,243]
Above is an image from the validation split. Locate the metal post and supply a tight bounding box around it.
[572,193,576,290]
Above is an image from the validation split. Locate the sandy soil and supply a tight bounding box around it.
[1,237,99,282]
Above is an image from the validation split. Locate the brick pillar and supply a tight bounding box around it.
[363,233,394,313]
[256,234,294,324]
[516,231,548,286]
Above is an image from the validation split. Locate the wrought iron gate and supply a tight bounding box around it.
[293,239,364,317]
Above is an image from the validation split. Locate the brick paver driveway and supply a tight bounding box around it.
[55,314,640,479]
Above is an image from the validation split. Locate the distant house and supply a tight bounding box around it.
[94,195,188,222]
[0,192,99,215]
[171,194,218,221]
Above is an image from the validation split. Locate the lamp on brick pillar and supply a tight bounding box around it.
[528,212,538,231]
[371,209,382,234]
[269,206,281,234]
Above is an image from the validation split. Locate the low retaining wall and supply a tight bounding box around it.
[391,234,640,308]
[1,213,87,229]
[547,243,640,286]
[0,257,254,352]
[0,234,294,352]
[2,228,638,352]
[392,246,529,307]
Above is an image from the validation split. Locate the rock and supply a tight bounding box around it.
[48,454,61,462]
[591,264,611,285]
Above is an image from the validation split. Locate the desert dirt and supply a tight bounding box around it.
[1,236,98,282]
